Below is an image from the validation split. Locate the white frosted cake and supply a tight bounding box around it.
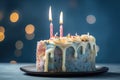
[36,34,99,72]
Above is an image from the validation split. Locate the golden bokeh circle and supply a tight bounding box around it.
[10,60,17,64]
[0,32,5,42]
[0,26,5,33]
[15,40,23,50]
[10,12,19,23]
[25,24,35,34]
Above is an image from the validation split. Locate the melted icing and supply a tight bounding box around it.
[37,34,98,72]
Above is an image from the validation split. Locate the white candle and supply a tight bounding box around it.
[49,6,53,39]
[59,11,63,37]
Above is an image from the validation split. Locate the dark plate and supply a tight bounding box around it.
[20,65,109,77]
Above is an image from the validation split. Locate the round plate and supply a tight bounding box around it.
[20,65,109,77]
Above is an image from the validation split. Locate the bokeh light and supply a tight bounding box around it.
[10,60,17,64]
[25,33,35,40]
[0,32,5,42]
[10,11,19,23]
[14,49,22,57]
[86,15,96,24]
[15,40,23,50]
[0,26,5,33]
[25,24,35,34]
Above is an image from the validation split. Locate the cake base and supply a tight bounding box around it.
[20,65,109,77]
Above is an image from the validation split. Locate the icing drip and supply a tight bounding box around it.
[95,45,99,56]
[74,48,77,58]
[81,42,87,54]
[71,43,79,59]
[44,48,55,72]
[89,41,96,51]
[62,48,66,71]
[50,51,54,58]
[93,45,97,55]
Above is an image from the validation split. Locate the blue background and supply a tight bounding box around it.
[0,0,120,63]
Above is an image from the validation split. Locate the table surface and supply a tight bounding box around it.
[0,63,120,80]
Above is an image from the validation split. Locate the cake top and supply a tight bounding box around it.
[40,33,96,46]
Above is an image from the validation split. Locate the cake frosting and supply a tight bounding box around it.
[36,34,99,72]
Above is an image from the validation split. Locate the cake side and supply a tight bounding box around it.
[36,41,45,71]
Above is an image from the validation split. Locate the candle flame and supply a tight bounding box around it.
[49,6,52,21]
[59,11,63,24]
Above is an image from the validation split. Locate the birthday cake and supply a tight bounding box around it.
[36,6,99,72]
[36,34,99,72]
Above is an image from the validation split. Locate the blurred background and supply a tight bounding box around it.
[0,0,120,63]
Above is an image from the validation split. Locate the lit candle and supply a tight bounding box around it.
[59,11,63,38]
[49,6,53,39]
